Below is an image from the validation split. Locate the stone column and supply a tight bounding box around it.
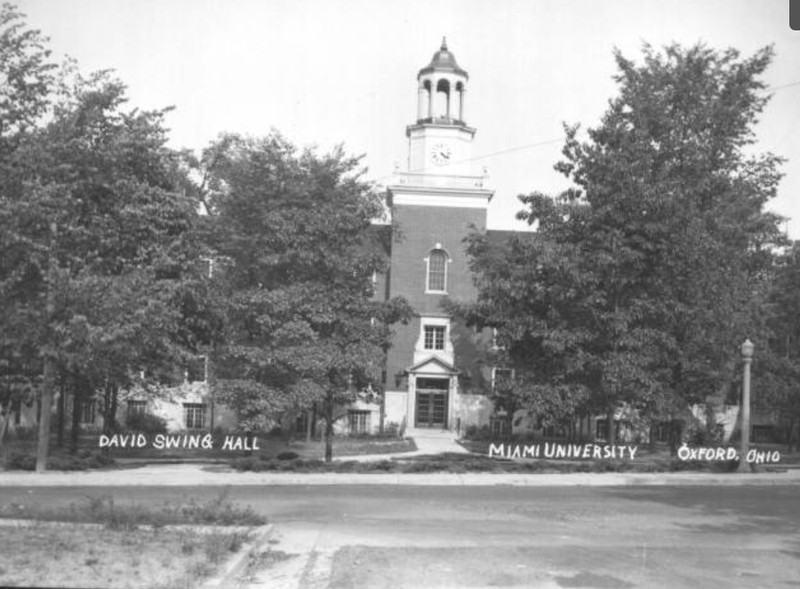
[417,83,427,120]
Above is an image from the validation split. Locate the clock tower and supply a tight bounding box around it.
[407,38,476,177]
[384,40,494,433]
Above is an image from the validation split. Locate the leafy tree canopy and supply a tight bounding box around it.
[201,133,411,449]
[457,43,785,435]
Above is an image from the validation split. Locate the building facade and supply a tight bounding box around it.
[379,39,498,434]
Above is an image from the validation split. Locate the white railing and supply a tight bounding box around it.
[393,172,486,190]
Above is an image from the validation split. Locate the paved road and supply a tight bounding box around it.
[1,484,798,588]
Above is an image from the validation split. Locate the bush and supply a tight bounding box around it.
[381,422,400,438]
[5,453,35,470]
[463,424,492,441]
[124,412,168,434]
[276,451,300,461]
[3,451,114,471]
[4,426,38,442]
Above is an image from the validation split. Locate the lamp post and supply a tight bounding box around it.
[738,339,754,473]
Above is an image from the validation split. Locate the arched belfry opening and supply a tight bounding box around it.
[434,79,450,119]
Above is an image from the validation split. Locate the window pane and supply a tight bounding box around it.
[424,326,445,350]
[428,250,447,291]
[78,399,96,424]
[186,356,207,383]
[183,403,206,429]
[127,400,147,417]
[348,410,370,434]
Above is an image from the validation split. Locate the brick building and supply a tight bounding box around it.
[374,39,508,435]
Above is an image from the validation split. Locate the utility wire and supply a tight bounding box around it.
[374,78,800,184]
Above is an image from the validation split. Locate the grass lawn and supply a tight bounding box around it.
[458,439,799,471]
[0,491,269,589]
[0,523,251,589]
[1,432,416,470]
[108,434,417,461]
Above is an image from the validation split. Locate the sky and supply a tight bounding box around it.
[16,0,800,234]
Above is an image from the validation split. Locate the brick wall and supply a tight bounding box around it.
[385,202,488,383]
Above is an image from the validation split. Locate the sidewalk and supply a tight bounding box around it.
[2,462,799,487]
[334,427,469,462]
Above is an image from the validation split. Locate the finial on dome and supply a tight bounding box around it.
[441,36,448,51]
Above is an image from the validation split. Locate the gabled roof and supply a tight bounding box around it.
[405,355,459,375]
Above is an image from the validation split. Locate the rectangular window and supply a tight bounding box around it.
[424,325,446,350]
[491,368,514,391]
[186,356,208,383]
[10,397,21,426]
[127,400,147,417]
[295,412,308,435]
[544,423,567,439]
[183,403,206,430]
[752,425,775,443]
[595,420,608,441]
[78,399,97,424]
[654,421,670,443]
[198,256,214,278]
[348,410,370,434]
[490,414,510,438]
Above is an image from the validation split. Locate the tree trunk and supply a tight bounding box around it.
[56,380,66,449]
[788,417,799,453]
[606,408,615,444]
[70,398,80,454]
[305,408,313,442]
[0,401,10,453]
[70,380,82,455]
[103,382,118,434]
[324,396,334,463]
[35,355,56,472]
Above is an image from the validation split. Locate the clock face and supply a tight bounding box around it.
[431,143,452,166]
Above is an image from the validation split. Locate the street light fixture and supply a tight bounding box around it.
[738,339,754,473]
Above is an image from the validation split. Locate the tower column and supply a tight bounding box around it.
[445,78,452,118]
[417,83,427,120]
[459,87,466,120]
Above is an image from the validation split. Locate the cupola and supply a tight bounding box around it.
[416,38,468,125]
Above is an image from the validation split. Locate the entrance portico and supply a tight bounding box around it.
[406,356,458,430]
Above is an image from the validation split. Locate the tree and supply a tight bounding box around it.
[0,2,56,455]
[457,43,784,445]
[760,242,800,451]
[0,4,203,468]
[202,133,410,461]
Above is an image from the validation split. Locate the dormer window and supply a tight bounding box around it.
[426,247,448,293]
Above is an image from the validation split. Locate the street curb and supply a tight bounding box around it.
[2,466,800,486]
[201,524,274,589]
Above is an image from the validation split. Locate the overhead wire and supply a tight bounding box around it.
[372,78,800,185]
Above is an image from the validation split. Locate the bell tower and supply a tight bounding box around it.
[407,38,476,176]
[384,40,494,432]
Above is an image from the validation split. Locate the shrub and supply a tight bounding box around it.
[382,422,400,438]
[3,451,114,471]
[276,451,300,461]
[5,426,39,442]
[463,424,492,441]
[125,412,168,434]
[5,453,35,470]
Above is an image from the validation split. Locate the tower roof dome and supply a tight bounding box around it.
[418,38,468,79]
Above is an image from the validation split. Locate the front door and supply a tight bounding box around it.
[415,377,449,428]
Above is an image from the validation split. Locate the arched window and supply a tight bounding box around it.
[427,249,448,292]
